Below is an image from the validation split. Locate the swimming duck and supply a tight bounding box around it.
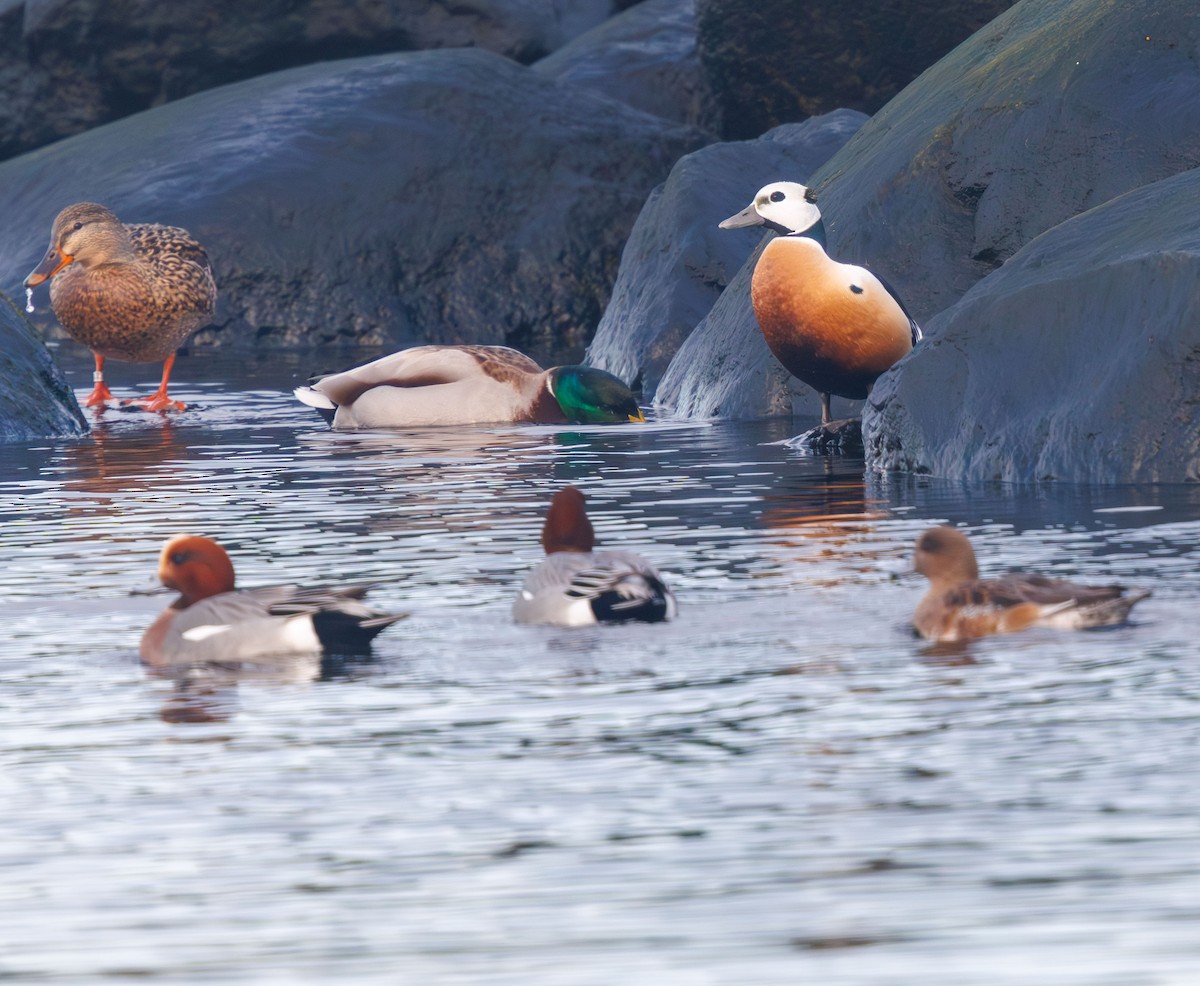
[294,345,645,429]
[720,181,921,426]
[140,534,406,666]
[24,202,217,412]
[912,526,1150,642]
[513,486,677,627]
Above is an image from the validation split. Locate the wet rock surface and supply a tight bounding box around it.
[0,0,616,161]
[0,291,87,442]
[696,0,1014,139]
[534,0,718,132]
[864,168,1200,484]
[0,48,707,354]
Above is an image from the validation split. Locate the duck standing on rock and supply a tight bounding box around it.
[720,181,921,441]
[24,202,217,412]
[912,526,1151,642]
[513,486,676,627]
[294,345,645,428]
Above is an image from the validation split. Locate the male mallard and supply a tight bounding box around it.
[720,181,921,426]
[140,535,406,666]
[912,526,1150,642]
[294,345,645,429]
[24,202,217,411]
[513,486,677,627]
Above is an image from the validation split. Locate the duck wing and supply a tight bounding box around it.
[166,585,406,661]
[127,223,217,316]
[308,346,545,406]
[864,265,922,344]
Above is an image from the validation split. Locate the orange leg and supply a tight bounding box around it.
[125,353,186,412]
[82,354,115,407]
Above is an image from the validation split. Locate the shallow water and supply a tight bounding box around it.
[2,347,1198,984]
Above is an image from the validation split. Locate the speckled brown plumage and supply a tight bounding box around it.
[25,202,217,410]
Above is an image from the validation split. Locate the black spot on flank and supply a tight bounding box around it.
[850,284,864,294]
[770,190,785,202]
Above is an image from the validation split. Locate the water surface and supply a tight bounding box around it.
[1,348,1198,984]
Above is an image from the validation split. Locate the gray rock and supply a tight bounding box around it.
[0,49,708,355]
[534,0,718,132]
[654,0,1200,420]
[811,0,1200,324]
[0,0,617,161]
[696,0,1015,140]
[589,111,865,400]
[0,291,87,442]
[864,168,1200,484]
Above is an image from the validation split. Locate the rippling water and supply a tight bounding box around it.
[2,347,1198,984]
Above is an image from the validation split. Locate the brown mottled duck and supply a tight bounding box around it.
[24,202,217,412]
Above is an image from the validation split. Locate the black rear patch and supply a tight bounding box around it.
[587,574,673,624]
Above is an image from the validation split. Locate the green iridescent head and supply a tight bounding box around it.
[547,365,645,425]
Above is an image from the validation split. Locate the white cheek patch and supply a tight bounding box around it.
[181,624,232,642]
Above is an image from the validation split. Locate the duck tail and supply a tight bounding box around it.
[294,386,337,425]
[589,573,676,625]
[1079,588,1151,629]
[311,609,407,653]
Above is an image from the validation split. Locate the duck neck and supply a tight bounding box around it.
[783,217,826,248]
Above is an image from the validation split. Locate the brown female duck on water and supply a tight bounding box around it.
[912,526,1151,642]
[24,202,217,411]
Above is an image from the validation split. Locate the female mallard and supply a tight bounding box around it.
[140,534,406,666]
[513,486,676,627]
[294,345,645,428]
[912,526,1151,642]
[24,202,217,412]
[720,181,921,426]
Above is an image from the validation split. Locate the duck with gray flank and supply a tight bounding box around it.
[140,535,406,666]
[294,345,645,429]
[513,486,676,627]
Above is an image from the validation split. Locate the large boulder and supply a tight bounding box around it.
[588,110,865,398]
[0,0,617,161]
[864,168,1200,484]
[0,48,708,355]
[534,0,718,132]
[656,0,1200,419]
[0,291,87,441]
[696,0,1015,140]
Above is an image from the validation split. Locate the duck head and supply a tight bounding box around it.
[547,365,645,424]
[25,202,135,287]
[157,534,237,607]
[542,486,595,554]
[719,181,825,244]
[913,526,980,585]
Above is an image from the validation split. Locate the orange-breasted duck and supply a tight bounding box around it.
[912,526,1150,642]
[294,345,645,429]
[720,181,921,425]
[24,202,217,412]
[140,535,406,665]
[513,486,676,627]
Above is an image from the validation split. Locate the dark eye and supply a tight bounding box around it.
[804,188,818,204]
[73,222,83,231]
[169,552,189,565]
[769,191,785,203]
